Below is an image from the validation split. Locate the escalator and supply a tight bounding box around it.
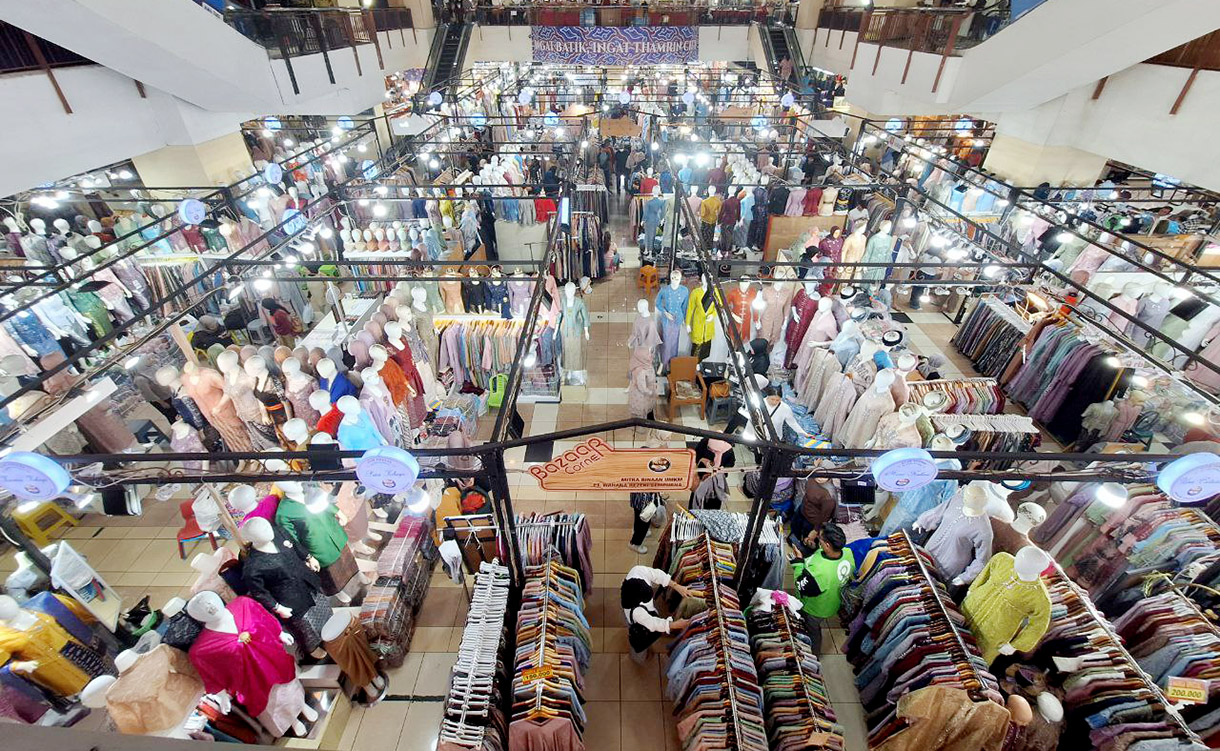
[761,24,805,87]
[423,22,471,98]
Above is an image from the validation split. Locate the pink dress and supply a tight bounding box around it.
[183,367,253,452]
[187,597,296,716]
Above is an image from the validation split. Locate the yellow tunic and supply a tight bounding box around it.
[685,287,722,346]
[961,552,1052,663]
[0,612,91,696]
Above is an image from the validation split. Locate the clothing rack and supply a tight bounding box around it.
[703,532,749,751]
[895,530,990,700]
[906,377,1004,415]
[514,512,593,595]
[439,561,511,749]
[1045,559,1204,745]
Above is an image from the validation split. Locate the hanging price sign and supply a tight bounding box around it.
[522,665,553,684]
[1167,677,1209,704]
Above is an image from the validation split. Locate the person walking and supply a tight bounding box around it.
[628,492,660,553]
[621,565,695,661]
[789,522,854,651]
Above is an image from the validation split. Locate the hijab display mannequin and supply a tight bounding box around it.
[335,395,388,452]
[231,483,279,526]
[80,645,205,737]
[180,362,253,452]
[281,359,321,425]
[274,481,365,599]
[990,501,1047,554]
[627,299,662,379]
[914,481,995,586]
[686,275,718,362]
[870,402,929,450]
[372,339,425,428]
[961,546,1052,663]
[836,368,897,448]
[757,271,796,348]
[185,592,316,736]
[655,270,690,368]
[241,518,332,655]
[560,281,591,383]
[217,351,277,449]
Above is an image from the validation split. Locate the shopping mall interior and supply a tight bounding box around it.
[0,1,1219,750]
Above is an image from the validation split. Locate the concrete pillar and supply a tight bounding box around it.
[982,133,1108,186]
[795,0,826,30]
[132,131,254,188]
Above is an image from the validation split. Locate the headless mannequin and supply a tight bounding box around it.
[319,611,385,701]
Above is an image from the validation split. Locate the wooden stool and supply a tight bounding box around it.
[638,265,659,294]
[11,501,78,546]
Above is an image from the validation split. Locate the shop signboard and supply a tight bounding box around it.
[871,448,939,493]
[357,447,421,495]
[0,452,71,501]
[531,27,697,66]
[529,436,696,491]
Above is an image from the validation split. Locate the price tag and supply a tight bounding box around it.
[522,665,553,684]
[1167,677,1209,704]
[807,731,835,747]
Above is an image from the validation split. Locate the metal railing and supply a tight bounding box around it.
[1146,29,1220,71]
[820,5,1011,56]
[473,2,784,26]
[0,21,91,74]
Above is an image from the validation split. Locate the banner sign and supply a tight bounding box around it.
[531,27,697,65]
[529,436,696,491]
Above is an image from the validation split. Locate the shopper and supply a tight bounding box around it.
[597,144,614,191]
[779,55,794,84]
[628,492,660,553]
[621,565,695,661]
[262,299,300,347]
[789,522,854,651]
[542,165,561,197]
[614,144,630,193]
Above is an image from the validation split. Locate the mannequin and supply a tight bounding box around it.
[627,299,661,379]
[914,481,995,586]
[231,483,279,525]
[373,338,424,427]
[643,185,666,252]
[180,362,254,452]
[246,356,291,443]
[805,296,838,345]
[559,281,591,381]
[860,220,894,284]
[699,186,722,247]
[320,611,385,701]
[316,357,358,404]
[961,547,1052,663]
[274,481,361,597]
[1132,281,1173,348]
[241,517,332,654]
[281,358,321,425]
[879,434,961,536]
[409,286,439,359]
[0,594,106,697]
[870,402,930,449]
[170,420,207,471]
[830,366,889,446]
[313,389,342,437]
[83,644,204,736]
[782,283,820,368]
[359,367,403,445]
[840,221,868,280]
[185,592,316,736]
[336,395,388,451]
[1105,282,1143,335]
[655,270,690,368]
[991,502,1047,554]
[686,275,718,362]
[725,280,758,340]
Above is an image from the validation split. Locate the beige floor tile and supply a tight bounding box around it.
[350,700,408,751]
[63,526,101,539]
[618,653,662,701]
[396,702,445,751]
[385,651,424,695]
[335,706,366,751]
[412,652,458,695]
[94,538,155,573]
[620,701,666,751]
[585,653,621,701]
[410,627,455,653]
[837,699,870,751]
[584,702,622,751]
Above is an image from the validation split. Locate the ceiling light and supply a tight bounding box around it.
[1095,483,1128,508]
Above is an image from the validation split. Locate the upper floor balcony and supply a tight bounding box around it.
[469,0,791,26]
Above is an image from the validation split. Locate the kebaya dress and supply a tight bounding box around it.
[183,367,253,452]
[186,597,296,716]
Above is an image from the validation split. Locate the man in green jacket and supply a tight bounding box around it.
[789,522,854,652]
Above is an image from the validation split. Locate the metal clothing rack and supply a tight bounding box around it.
[698,531,751,751]
[1046,558,1204,745]
[439,561,511,748]
[771,604,839,740]
[896,530,990,701]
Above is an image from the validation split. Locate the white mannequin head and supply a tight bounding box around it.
[228,484,258,514]
[185,591,227,624]
[278,480,304,498]
[308,389,332,413]
[860,340,881,360]
[369,344,388,367]
[316,358,337,380]
[896,353,917,373]
[708,186,717,197]
[162,597,186,618]
[283,418,309,444]
[383,322,404,347]
[80,676,116,708]
[242,517,275,546]
[3,217,18,233]
[961,482,990,517]
[411,287,427,308]
[337,394,362,418]
[281,358,304,380]
[1012,502,1047,535]
[171,420,192,439]
[53,218,70,235]
[564,281,576,300]
[738,279,750,292]
[0,595,28,625]
[309,432,334,447]
[637,299,651,317]
[243,355,268,378]
[1013,546,1049,581]
[817,297,833,313]
[930,433,955,452]
[652,185,662,198]
[1037,692,1064,723]
[361,366,384,391]
[670,270,682,288]
[29,218,46,235]
[216,350,240,374]
[872,368,896,394]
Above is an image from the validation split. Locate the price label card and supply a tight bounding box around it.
[522,665,553,684]
[1167,676,1209,704]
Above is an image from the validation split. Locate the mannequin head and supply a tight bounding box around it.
[961,483,989,517]
[369,344,388,367]
[53,218,70,235]
[930,433,955,452]
[337,394,361,417]
[243,517,275,546]
[384,321,404,346]
[1012,502,1047,535]
[872,368,896,393]
[896,353,917,374]
[281,358,304,380]
[708,186,717,197]
[637,299,651,317]
[185,591,227,624]
[80,676,117,708]
[738,279,750,292]
[564,281,576,300]
[1013,546,1049,581]
[652,185,662,198]
[669,270,682,288]
[817,297,833,314]
[155,366,181,389]
[29,218,46,235]
[170,421,192,439]
[0,595,22,623]
[228,484,258,514]
[1037,692,1064,723]
[282,418,309,444]
[308,389,332,414]
[316,358,337,380]
[243,356,268,378]
[216,350,239,374]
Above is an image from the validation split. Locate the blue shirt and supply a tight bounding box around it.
[655,284,690,322]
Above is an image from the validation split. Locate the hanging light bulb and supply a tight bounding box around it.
[405,486,431,513]
[982,264,1000,278]
[1130,375,1149,388]
[254,278,273,292]
[373,203,388,218]
[319,227,334,240]
[1056,231,1072,243]
[1094,483,1128,509]
[429,158,440,169]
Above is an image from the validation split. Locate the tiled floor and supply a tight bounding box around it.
[0,193,1055,751]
